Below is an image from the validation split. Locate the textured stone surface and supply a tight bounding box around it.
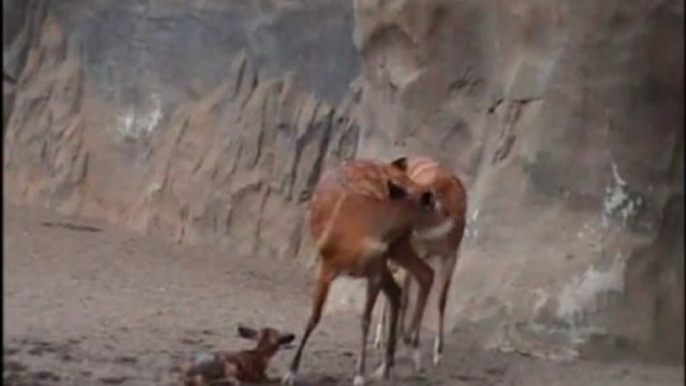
[3,0,683,363]
[352,0,684,363]
[3,0,360,263]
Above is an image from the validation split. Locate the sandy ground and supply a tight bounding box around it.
[3,203,684,386]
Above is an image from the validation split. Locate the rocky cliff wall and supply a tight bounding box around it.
[352,0,684,363]
[3,0,683,363]
[4,0,360,263]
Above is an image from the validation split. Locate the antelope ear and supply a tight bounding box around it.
[389,157,408,172]
[237,325,258,340]
[420,191,435,211]
[278,333,296,346]
[387,181,408,200]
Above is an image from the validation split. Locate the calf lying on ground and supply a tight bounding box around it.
[183,326,295,385]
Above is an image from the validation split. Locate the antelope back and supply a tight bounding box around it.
[309,159,439,254]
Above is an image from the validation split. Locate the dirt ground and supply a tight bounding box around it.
[3,203,684,386]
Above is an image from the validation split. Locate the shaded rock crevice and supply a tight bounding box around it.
[351,0,683,363]
[3,0,361,263]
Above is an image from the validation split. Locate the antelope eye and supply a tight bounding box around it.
[420,191,435,211]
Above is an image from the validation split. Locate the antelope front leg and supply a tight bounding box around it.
[282,265,336,385]
[434,254,457,366]
[372,268,401,381]
[354,277,382,386]
[389,238,434,372]
[397,272,411,340]
[373,296,387,350]
[374,271,407,351]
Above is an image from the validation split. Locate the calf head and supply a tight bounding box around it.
[237,325,296,355]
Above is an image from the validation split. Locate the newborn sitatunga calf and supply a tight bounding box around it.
[183,326,295,386]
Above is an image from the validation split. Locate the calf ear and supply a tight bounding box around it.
[389,157,408,172]
[237,325,258,340]
[278,333,296,346]
[387,181,408,200]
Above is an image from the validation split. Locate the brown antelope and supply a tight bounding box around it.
[183,326,295,385]
[374,156,467,370]
[281,158,447,386]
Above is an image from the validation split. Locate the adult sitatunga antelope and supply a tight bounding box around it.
[374,156,467,370]
[281,158,448,386]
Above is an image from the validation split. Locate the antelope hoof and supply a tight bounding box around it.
[373,334,383,350]
[402,331,414,346]
[412,348,423,372]
[353,374,366,386]
[433,339,443,366]
[374,324,384,350]
[281,370,296,386]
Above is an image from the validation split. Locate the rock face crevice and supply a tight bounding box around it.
[352,0,683,363]
[4,0,683,364]
[3,0,360,264]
